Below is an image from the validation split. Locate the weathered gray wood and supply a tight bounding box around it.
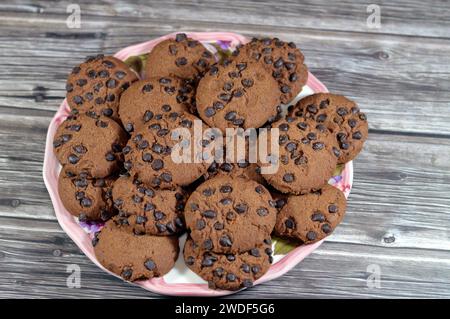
[1,0,450,38]
[1,19,450,134]
[1,216,449,299]
[0,0,449,299]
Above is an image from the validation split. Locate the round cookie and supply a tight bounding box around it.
[145,33,215,81]
[232,37,308,104]
[123,111,214,188]
[184,175,277,254]
[66,54,138,121]
[58,169,116,221]
[259,116,338,194]
[93,218,179,281]
[184,236,272,290]
[118,77,195,133]
[111,175,186,235]
[290,93,368,163]
[196,59,280,131]
[274,184,347,244]
[53,113,127,178]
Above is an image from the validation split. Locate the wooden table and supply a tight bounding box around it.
[1,0,449,299]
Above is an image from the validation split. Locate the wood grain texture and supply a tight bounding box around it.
[0,0,449,299]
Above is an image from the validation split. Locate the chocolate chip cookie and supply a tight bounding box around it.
[196,59,280,131]
[184,175,277,253]
[58,169,116,221]
[111,175,186,235]
[232,37,308,104]
[274,184,347,244]
[93,218,179,281]
[145,33,215,81]
[53,113,127,178]
[123,111,214,188]
[66,54,138,121]
[118,77,196,133]
[184,236,272,290]
[259,116,338,194]
[290,93,368,163]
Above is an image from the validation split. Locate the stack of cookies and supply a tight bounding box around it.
[53,34,368,291]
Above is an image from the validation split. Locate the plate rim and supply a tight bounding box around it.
[42,31,353,297]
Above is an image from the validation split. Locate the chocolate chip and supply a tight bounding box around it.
[72,66,81,74]
[352,131,362,140]
[121,268,133,280]
[102,60,115,68]
[186,256,195,266]
[125,123,134,133]
[142,84,153,93]
[175,57,187,66]
[311,212,325,222]
[144,259,156,271]
[144,203,155,212]
[151,159,164,171]
[220,185,232,193]
[169,44,178,55]
[306,231,317,241]
[220,198,232,205]
[80,197,92,208]
[225,111,237,121]
[219,235,232,247]
[279,123,289,131]
[322,224,332,234]
[93,70,107,79]
[312,142,325,150]
[226,273,236,282]
[257,207,269,216]
[153,211,166,221]
[209,66,218,76]
[152,143,164,154]
[202,210,216,218]
[285,218,295,229]
[106,79,116,89]
[203,239,213,250]
[204,107,216,118]
[250,248,260,257]
[161,172,172,182]
[73,95,83,105]
[104,152,115,161]
[175,33,187,42]
[281,85,291,93]
[136,215,147,224]
[332,147,341,158]
[255,186,264,194]
[214,222,224,230]
[328,204,338,213]
[243,280,253,288]
[68,154,79,164]
[213,101,224,110]
[289,73,298,82]
[241,264,250,273]
[337,107,348,116]
[66,83,74,92]
[285,142,297,152]
[156,223,167,233]
[196,219,206,230]
[283,173,294,183]
[234,203,247,214]
[241,78,254,88]
[251,266,260,274]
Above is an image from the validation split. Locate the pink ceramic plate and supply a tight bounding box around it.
[43,32,353,297]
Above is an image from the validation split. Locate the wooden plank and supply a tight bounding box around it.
[1,113,449,252]
[0,216,449,298]
[0,22,450,134]
[1,0,450,38]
